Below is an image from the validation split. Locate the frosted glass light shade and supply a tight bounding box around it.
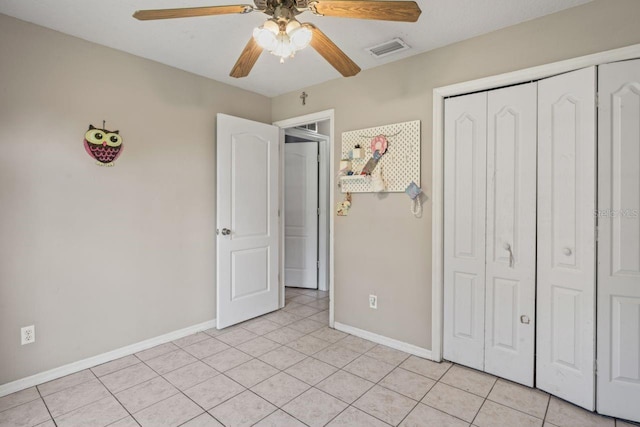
[289,26,312,50]
[253,27,277,50]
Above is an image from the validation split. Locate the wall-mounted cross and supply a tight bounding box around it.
[300,91,308,106]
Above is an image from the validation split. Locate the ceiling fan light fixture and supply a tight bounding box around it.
[285,19,301,33]
[254,17,312,63]
[273,32,294,59]
[253,26,278,50]
[263,19,279,33]
[288,25,312,50]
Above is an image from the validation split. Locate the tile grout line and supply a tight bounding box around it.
[93,371,141,427]
[434,366,552,424]
[542,392,552,424]
[470,373,499,426]
[203,294,327,427]
[35,385,58,427]
[484,394,549,422]
[39,371,120,424]
[214,293,334,427]
[139,353,246,423]
[379,353,432,427]
[419,364,486,426]
[0,393,43,416]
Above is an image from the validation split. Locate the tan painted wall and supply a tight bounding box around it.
[272,0,640,350]
[0,14,271,385]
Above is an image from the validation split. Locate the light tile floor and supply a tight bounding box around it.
[1,287,638,427]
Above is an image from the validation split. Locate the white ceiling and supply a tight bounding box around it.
[0,0,592,97]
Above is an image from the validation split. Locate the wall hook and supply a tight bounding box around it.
[300,91,308,106]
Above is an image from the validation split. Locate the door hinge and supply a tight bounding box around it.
[596,92,600,108]
[317,260,320,270]
[278,209,281,217]
[317,154,321,163]
[317,208,320,216]
[594,359,598,375]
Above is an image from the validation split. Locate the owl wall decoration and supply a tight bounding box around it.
[83,124,123,166]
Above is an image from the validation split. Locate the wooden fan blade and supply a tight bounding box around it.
[305,24,360,77]
[230,37,263,78]
[133,5,253,20]
[311,0,421,22]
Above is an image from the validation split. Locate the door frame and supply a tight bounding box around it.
[284,128,331,292]
[431,43,640,362]
[274,109,336,328]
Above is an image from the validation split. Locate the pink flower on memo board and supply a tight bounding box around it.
[370,135,388,155]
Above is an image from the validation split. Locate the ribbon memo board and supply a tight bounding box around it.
[340,120,420,193]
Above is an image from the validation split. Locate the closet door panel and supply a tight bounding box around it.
[597,59,640,422]
[484,82,537,386]
[444,92,487,370]
[537,66,596,410]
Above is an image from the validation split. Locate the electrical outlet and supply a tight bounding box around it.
[21,325,35,345]
[369,295,378,309]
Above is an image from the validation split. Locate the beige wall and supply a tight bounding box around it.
[0,14,271,385]
[272,0,640,350]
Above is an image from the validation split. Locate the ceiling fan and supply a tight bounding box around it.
[133,0,421,78]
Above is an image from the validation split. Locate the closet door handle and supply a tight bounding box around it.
[563,247,572,256]
[503,243,514,268]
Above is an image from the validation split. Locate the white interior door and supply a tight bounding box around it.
[597,59,640,422]
[484,82,537,386]
[443,91,488,371]
[537,67,597,410]
[284,141,319,289]
[216,113,280,329]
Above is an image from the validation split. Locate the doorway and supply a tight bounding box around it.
[274,109,335,327]
[283,125,330,292]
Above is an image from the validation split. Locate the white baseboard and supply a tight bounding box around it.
[333,322,433,360]
[0,318,216,398]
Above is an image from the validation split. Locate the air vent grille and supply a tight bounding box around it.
[365,38,410,58]
[296,122,318,132]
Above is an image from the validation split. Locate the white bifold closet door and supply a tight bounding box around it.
[484,83,537,386]
[537,67,597,410]
[597,59,640,422]
[444,83,537,385]
[444,91,488,371]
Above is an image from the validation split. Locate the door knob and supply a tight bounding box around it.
[520,315,530,324]
[221,228,231,236]
[563,247,572,256]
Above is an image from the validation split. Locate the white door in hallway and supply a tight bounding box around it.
[537,67,597,410]
[597,59,640,422]
[484,82,537,387]
[443,91,488,371]
[216,113,280,329]
[284,141,319,289]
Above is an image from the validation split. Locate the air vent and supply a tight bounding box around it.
[365,38,410,58]
[296,122,318,133]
